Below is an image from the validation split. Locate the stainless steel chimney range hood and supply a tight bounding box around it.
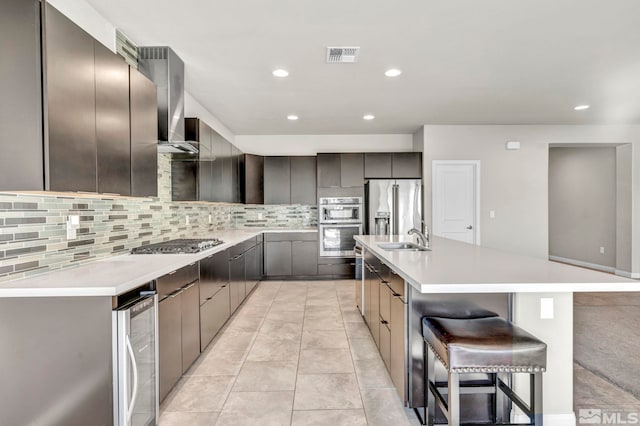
[138,46,198,154]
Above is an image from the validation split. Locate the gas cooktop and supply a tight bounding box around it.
[131,238,224,254]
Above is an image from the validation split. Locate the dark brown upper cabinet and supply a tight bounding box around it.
[243,154,264,204]
[317,153,341,188]
[0,0,44,191]
[364,153,392,178]
[0,3,158,196]
[129,67,158,197]
[95,41,131,196]
[391,152,422,178]
[317,153,364,188]
[290,156,317,204]
[45,4,97,192]
[340,153,364,187]
[183,117,243,203]
[264,156,291,204]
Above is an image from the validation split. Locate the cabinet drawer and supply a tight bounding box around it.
[380,321,391,371]
[379,282,392,323]
[199,251,229,304]
[200,285,230,351]
[388,269,404,299]
[157,262,198,299]
[265,232,317,242]
[318,263,354,277]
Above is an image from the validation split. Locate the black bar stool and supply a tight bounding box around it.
[422,316,547,426]
[416,302,499,424]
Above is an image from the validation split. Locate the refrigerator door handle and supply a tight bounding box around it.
[125,333,139,424]
[392,184,399,234]
[413,181,422,231]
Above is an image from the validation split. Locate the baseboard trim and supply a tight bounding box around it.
[513,412,576,426]
[615,269,640,279]
[549,255,615,274]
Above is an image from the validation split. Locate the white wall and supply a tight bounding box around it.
[184,92,235,143]
[549,147,617,269]
[420,125,640,264]
[234,134,413,156]
[47,0,116,51]
[48,0,235,144]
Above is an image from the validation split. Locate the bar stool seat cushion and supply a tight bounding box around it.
[422,316,547,373]
[422,301,499,319]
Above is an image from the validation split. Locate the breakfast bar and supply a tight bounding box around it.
[354,234,638,425]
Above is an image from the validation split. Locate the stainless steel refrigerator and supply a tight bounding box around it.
[365,179,423,236]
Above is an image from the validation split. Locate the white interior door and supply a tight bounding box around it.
[432,161,479,244]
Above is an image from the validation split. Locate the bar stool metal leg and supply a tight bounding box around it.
[495,372,507,424]
[532,373,543,426]
[426,345,436,426]
[448,372,460,426]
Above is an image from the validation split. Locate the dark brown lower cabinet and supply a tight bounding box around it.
[181,281,200,373]
[292,241,318,276]
[390,293,407,397]
[159,294,181,402]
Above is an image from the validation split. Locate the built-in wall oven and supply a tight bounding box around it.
[319,197,364,258]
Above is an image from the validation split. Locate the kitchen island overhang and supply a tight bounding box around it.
[355,234,638,425]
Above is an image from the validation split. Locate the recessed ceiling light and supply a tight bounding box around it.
[385,69,402,77]
[574,104,590,111]
[287,115,299,121]
[363,114,375,121]
[272,69,289,78]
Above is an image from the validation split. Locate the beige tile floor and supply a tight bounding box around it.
[159,280,419,426]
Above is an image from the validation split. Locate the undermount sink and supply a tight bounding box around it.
[378,242,431,252]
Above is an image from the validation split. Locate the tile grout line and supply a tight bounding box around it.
[290,281,309,425]
[212,281,278,425]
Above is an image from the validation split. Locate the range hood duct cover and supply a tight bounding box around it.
[138,46,198,154]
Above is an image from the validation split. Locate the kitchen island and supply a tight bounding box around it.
[355,234,638,426]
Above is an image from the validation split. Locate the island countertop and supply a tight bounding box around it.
[355,235,638,294]
[0,228,317,298]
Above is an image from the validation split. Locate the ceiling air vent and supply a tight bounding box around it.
[326,47,360,63]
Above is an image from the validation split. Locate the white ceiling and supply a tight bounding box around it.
[86,0,640,135]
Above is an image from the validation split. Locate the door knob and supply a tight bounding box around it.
[466,225,473,230]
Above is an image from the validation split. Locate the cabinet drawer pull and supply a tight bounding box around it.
[189,262,196,266]
[168,270,177,276]
[380,320,388,325]
[169,288,184,298]
[183,282,197,291]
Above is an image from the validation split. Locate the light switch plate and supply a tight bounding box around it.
[540,298,554,319]
[185,215,190,225]
[489,210,496,219]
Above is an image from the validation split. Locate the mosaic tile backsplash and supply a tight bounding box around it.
[0,154,317,283]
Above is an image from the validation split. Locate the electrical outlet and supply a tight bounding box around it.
[208,214,212,224]
[185,215,190,225]
[66,215,80,240]
[600,246,605,254]
[489,210,496,219]
[258,213,263,220]
[540,298,554,319]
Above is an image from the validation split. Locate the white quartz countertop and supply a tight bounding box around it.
[355,235,639,294]
[0,228,317,298]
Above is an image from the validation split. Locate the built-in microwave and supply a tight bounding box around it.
[319,197,363,224]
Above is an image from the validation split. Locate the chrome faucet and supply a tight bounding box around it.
[408,227,429,248]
